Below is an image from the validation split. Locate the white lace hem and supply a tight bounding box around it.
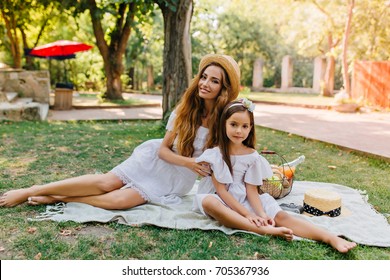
[110,169,150,202]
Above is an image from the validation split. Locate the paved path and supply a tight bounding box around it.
[48,94,390,161]
[252,104,390,160]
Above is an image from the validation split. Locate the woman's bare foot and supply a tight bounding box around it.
[27,195,61,206]
[329,236,357,253]
[0,189,31,207]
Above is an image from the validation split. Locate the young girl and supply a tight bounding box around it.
[193,99,357,253]
[0,54,240,210]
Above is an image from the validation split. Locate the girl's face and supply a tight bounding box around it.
[198,65,223,101]
[225,110,252,145]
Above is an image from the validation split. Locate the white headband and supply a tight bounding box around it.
[228,98,255,112]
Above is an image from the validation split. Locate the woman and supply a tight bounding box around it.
[0,54,241,210]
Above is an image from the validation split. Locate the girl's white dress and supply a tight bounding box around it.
[111,111,208,205]
[193,147,282,219]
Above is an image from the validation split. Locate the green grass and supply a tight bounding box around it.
[240,91,335,107]
[75,93,155,107]
[1,120,389,260]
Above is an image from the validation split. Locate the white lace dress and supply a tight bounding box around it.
[193,147,282,219]
[111,111,208,205]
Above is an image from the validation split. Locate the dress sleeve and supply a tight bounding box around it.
[244,153,273,185]
[195,147,233,184]
[166,110,177,131]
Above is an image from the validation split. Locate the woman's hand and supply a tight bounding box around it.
[187,159,211,177]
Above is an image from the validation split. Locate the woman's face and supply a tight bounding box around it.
[198,65,224,101]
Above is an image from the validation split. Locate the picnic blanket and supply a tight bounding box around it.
[31,181,390,247]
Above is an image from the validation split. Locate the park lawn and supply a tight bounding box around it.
[0,120,389,260]
[78,91,335,108]
[73,93,157,107]
[241,91,336,107]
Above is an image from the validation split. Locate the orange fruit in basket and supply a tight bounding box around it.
[279,165,295,179]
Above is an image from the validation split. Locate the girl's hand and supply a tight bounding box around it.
[245,214,269,227]
[264,217,275,227]
[258,212,275,226]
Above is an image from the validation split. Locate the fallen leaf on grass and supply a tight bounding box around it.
[253,252,266,260]
[27,227,37,234]
[34,252,42,260]
[59,229,72,236]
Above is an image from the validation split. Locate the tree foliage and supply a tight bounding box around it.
[191,0,389,90]
[1,0,389,97]
[59,0,155,99]
[0,0,60,68]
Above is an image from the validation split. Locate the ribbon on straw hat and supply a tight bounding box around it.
[199,54,241,100]
[303,188,350,217]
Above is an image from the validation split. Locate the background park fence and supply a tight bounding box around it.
[351,61,390,109]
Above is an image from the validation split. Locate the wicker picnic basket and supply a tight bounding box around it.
[258,151,294,199]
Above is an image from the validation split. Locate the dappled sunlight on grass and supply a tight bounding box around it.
[89,123,106,131]
[73,93,156,107]
[0,120,389,260]
[242,91,335,106]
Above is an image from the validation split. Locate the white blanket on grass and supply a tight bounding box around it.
[31,181,390,247]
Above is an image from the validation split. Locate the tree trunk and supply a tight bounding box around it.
[311,2,341,97]
[322,55,335,97]
[105,57,123,99]
[158,0,193,119]
[341,0,355,97]
[147,65,154,90]
[20,28,34,70]
[128,67,135,90]
[321,32,339,97]
[87,0,136,100]
[2,11,21,69]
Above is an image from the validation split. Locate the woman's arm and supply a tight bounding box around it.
[158,130,210,177]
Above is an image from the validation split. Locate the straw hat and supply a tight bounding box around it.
[199,54,241,100]
[303,188,348,217]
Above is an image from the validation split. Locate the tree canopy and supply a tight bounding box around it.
[1,0,389,102]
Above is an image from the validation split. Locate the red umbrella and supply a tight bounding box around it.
[29,40,92,57]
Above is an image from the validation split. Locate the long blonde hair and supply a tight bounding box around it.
[173,62,235,157]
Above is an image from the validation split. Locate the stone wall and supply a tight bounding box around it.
[0,69,50,121]
[0,69,50,103]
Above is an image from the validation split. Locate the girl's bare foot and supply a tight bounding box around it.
[329,236,357,253]
[267,226,294,241]
[0,189,31,207]
[27,195,61,206]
